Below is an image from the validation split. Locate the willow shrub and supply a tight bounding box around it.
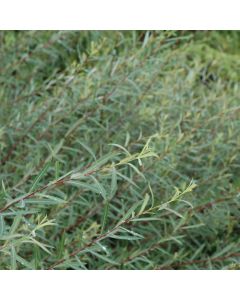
[0,31,240,269]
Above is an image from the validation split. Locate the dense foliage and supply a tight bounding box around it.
[0,31,239,269]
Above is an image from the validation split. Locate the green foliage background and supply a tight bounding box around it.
[0,31,240,269]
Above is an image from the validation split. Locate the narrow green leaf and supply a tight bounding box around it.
[1,180,7,196]
[55,161,60,180]
[109,143,131,155]
[36,194,66,204]
[109,234,142,241]
[88,250,119,265]
[84,152,118,173]
[117,201,141,226]
[127,163,145,179]
[77,141,96,160]
[139,193,150,215]
[110,167,117,198]
[0,214,5,236]
[90,175,107,201]
[67,180,101,194]
[11,245,17,269]
[28,237,52,254]
[124,132,130,147]
[1,210,39,217]
[101,200,109,234]
[0,234,22,241]
[10,215,21,234]
[16,254,34,269]
[29,162,51,192]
